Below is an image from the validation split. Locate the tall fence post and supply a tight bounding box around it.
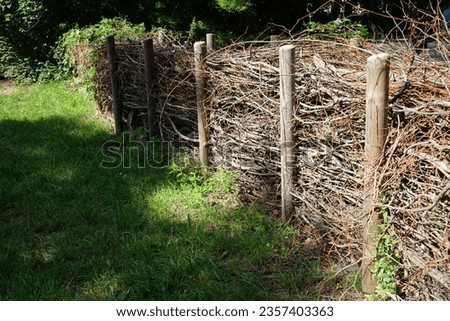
[106,35,123,134]
[194,41,209,168]
[362,53,390,293]
[143,38,157,139]
[270,35,279,47]
[206,33,215,52]
[279,45,296,223]
[158,31,165,44]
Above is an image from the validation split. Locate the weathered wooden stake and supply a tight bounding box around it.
[158,30,165,44]
[270,35,279,47]
[143,38,157,139]
[279,45,296,223]
[206,33,215,52]
[194,41,209,168]
[106,35,123,134]
[362,53,390,293]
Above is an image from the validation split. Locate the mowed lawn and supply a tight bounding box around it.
[0,81,323,300]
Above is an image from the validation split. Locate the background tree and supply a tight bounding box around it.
[1,0,445,81]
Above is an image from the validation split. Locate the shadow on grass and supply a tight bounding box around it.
[0,116,323,300]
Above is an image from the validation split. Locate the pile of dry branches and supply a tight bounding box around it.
[378,58,450,299]
[90,33,449,300]
[207,38,450,299]
[93,34,198,140]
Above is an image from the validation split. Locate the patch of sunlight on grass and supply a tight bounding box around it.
[80,273,127,300]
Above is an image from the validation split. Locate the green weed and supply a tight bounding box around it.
[370,196,400,300]
[304,18,368,39]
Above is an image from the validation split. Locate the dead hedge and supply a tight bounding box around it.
[89,33,449,300]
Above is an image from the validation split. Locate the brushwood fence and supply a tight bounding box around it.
[92,33,449,299]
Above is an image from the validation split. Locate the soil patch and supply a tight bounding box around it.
[0,79,16,95]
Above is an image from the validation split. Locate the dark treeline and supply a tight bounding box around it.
[0,0,447,80]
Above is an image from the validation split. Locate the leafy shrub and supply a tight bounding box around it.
[0,0,80,82]
[52,17,146,94]
[216,0,251,12]
[304,18,369,39]
[56,17,146,79]
[186,18,210,43]
[0,0,56,82]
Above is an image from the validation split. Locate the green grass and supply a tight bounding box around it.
[0,81,324,300]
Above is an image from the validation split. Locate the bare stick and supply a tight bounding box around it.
[362,53,390,293]
[279,44,296,223]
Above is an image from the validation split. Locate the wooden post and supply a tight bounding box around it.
[194,41,209,168]
[362,53,390,293]
[143,38,157,139]
[206,33,215,52]
[270,35,279,47]
[279,45,296,223]
[106,35,123,134]
[158,30,165,44]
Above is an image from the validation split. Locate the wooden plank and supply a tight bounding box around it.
[143,38,157,139]
[362,53,390,293]
[194,41,209,168]
[279,44,296,223]
[106,35,123,134]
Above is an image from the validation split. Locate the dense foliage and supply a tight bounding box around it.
[56,18,146,75]
[0,0,447,81]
